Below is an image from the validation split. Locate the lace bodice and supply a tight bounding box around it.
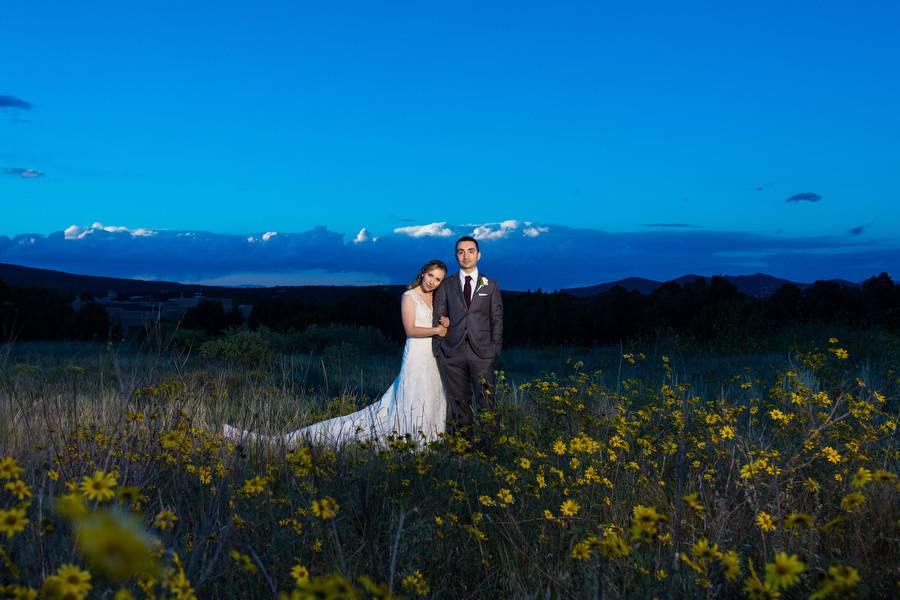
[405,290,434,328]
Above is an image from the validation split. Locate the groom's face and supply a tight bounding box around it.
[455,240,480,271]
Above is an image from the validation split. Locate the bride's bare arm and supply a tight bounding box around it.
[402,293,446,338]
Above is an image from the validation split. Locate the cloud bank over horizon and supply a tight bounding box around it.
[0,220,896,290]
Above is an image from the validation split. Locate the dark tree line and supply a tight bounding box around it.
[3,273,899,347]
[0,279,110,341]
[251,273,900,348]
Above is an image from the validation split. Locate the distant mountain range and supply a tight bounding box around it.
[1,262,861,301]
[561,273,860,298]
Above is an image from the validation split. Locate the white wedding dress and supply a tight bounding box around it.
[224,290,446,447]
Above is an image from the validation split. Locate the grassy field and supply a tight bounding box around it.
[0,332,898,599]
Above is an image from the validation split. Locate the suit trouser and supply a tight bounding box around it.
[438,339,496,428]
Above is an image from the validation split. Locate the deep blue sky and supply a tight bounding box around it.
[2,1,898,287]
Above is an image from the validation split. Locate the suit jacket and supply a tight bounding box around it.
[433,271,503,359]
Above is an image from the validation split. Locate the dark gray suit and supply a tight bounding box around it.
[433,272,503,428]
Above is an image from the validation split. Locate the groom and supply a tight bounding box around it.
[433,236,503,431]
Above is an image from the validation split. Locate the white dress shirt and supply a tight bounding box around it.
[460,267,479,302]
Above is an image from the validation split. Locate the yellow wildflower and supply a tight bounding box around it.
[154,509,178,531]
[559,499,580,517]
[764,552,804,590]
[290,563,309,584]
[310,497,339,520]
[401,570,429,596]
[74,509,162,580]
[840,492,865,513]
[755,511,776,533]
[0,507,28,538]
[241,476,267,496]
[54,564,92,598]
[5,479,31,501]
[0,457,23,480]
[80,471,117,502]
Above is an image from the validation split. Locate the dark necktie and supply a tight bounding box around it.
[464,275,472,308]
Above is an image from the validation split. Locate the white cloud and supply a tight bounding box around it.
[262,231,278,241]
[472,220,520,240]
[64,223,156,240]
[353,228,371,243]
[64,225,90,240]
[523,226,550,238]
[393,222,454,238]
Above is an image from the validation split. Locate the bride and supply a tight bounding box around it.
[223,260,449,447]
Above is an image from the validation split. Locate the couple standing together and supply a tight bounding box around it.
[225,235,502,446]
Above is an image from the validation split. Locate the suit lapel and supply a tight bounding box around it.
[469,273,487,309]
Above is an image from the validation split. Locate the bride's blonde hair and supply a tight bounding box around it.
[408,259,448,290]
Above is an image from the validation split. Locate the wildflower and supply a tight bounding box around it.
[310,497,339,520]
[80,471,117,502]
[719,425,735,440]
[840,492,865,513]
[755,511,776,533]
[517,457,531,470]
[631,505,665,540]
[570,538,595,560]
[54,564,92,598]
[198,466,212,485]
[241,476,267,496]
[230,550,258,573]
[74,509,162,580]
[811,564,861,598]
[543,509,554,521]
[290,563,309,584]
[692,538,720,562]
[559,499,580,517]
[721,550,741,582]
[784,513,813,528]
[743,572,779,599]
[804,477,821,493]
[0,506,28,538]
[768,409,791,425]
[154,509,178,531]
[682,492,705,513]
[401,570,430,596]
[48,469,60,481]
[874,469,897,483]
[851,467,873,488]
[0,457,23,479]
[5,479,31,501]
[552,440,567,455]
[478,495,496,507]
[165,568,196,600]
[821,446,842,464]
[496,489,514,506]
[764,552,804,590]
[598,530,630,559]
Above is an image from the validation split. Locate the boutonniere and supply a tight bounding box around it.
[480,276,489,287]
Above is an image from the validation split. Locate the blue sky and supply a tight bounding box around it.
[2,1,898,288]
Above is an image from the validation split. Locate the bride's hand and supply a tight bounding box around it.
[439,316,450,328]
[435,325,448,337]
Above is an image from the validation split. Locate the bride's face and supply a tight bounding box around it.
[420,268,445,293]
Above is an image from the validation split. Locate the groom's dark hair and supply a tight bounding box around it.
[455,235,479,252]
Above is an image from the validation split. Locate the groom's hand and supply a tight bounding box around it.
[439,316,450,328]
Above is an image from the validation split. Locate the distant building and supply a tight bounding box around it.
[72,292,245,338]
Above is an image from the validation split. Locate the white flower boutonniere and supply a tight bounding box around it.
[480,276,489,287]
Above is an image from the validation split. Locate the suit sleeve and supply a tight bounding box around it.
[491,281,503,356]
[433,283,447,327]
